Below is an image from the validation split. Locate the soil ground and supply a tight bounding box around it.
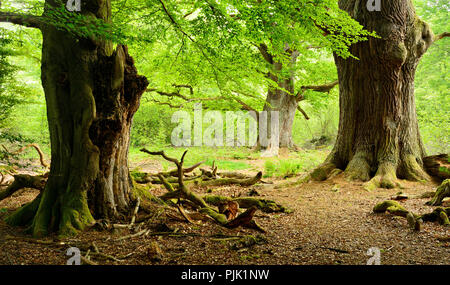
[0,156,449,265]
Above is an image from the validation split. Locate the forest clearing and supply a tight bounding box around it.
[0,148,449,265]
[0,0,449,275]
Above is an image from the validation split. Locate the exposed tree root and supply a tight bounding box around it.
[423,154,449,181]
[373,200,410,217]
[310,148,444,189]
[0,174,46,202]
[364,162,399,190]
[373,200,450,230]
[196,172,262,187]
[5,186,95,238]
[401,154,431,182]
[202,195,290,213]
[141,149,287,231]
[421,207,450,226]
[426,179,450,206]
[344,152,371,182]
[310,162,337,181]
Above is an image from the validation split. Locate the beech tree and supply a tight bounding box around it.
[313,0,449,189]
[0,0,148,236]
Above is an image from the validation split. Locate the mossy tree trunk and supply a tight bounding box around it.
[5,0,148,237]
[320,0,436,188]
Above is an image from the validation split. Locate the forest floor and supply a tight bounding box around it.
[0,149,449,265]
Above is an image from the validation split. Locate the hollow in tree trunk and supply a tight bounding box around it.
[5,1,148,237]
[314,0,437,189]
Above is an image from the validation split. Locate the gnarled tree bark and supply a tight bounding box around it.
[315,0,446,189]
[3,1,148,237]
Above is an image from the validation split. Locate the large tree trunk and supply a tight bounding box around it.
[5,0,148,237]
[315,0,434,189]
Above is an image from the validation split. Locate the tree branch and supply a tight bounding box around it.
[0,12,42,29]
[434,32,450,42]
[257,43,274,64]
[297,105,310,120]
[293,80,338,120]
[147,86,260,116]
[300,80,339,94]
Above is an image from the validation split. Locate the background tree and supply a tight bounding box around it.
[135,0,373,149]
[0,29,28,129]
[414,0,449,154]
[313,0,449,189]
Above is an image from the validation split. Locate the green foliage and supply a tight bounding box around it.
[263,150,327,178]
[264,160,303,178]
[0,29,27,127]
[0,0,447,170]
[414,0,449,154]
[131,103,175,146]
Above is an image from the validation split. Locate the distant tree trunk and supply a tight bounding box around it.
[263,64,298,149]
[315,0,436,189]
[5,0,148,237]
[259,45,299,149]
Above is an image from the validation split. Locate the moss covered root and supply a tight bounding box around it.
[373,200,409,217]
[364,162,401,191]
[310,163,337,181]
[4,195,42,227]
[203,195,290,213]
[426,179,450,206]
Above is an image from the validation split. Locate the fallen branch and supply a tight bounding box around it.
[373,200,450,230]
[197,172,262,187]
[130,197,141,226]
[13,144,48,168]
[177,204,195,224]
[142,149,268,230]
[115,229,150,241]
[203,195,290,213]
[0,174,46,202]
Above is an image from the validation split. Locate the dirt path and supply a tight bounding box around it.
[0,171,448,265]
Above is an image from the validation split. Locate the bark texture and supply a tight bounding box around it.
[318,0,435,188]
[6,0,148,236]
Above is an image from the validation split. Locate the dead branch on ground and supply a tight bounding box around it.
[138,148,286,231]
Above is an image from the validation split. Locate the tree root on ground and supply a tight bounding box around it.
[423,154,449,181]
[0,174,46,202]
[373,200,450,230]
[202,195,290,213]
[426,179,450,206]
[139,149,288,232]
[307,152,445,189]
